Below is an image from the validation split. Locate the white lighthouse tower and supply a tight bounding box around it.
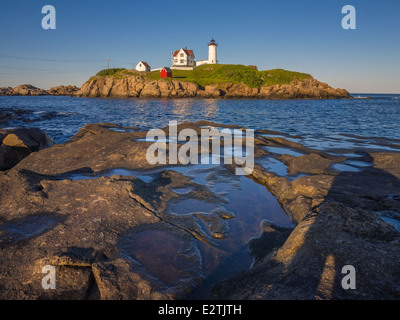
[208,39,218,64]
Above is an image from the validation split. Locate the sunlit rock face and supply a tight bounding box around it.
[74,75,350,99]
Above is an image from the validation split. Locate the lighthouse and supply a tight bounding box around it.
[208,39,218,64]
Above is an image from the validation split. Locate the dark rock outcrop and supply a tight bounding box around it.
[0,110,14,123]
[0,128,54,170]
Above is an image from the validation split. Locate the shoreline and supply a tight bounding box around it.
[1,75,351,100]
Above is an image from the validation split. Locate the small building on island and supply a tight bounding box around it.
[160,67,172,78]
[136,61,151,72]
[172,47,195,68]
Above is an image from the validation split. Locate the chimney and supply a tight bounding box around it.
[185,46,187,50]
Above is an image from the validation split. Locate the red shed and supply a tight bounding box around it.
[160,67,172,78]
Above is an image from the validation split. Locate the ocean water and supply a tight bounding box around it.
[0,94,399,144]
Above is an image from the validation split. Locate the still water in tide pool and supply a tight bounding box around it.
[64,163,291,298]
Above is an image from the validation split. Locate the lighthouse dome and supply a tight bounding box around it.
[208,39,217,46]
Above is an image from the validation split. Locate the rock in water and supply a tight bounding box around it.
[46,85,80,96]
[11,84,47,96]
[0,110,14,123]
[0,85,80,96]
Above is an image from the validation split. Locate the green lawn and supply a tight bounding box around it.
[96,68,127,76]
[147,64,312,88]
[95,64,313,88]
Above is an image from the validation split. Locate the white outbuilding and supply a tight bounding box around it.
[135,61,151,72]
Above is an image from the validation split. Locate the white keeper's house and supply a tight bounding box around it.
[172,47,195,68]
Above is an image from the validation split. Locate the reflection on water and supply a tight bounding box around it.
[262,146,305,157]
[330,163,362,173]
[379,211,400,232]
[185,171,291,298]
[286,134,400,154]
[171,187,192,195]
[165,165,291,298]
[344,160,372,168]
[66,161,291,298]
[169,199,218,216]
[256,156,288,176]
[65,168,157,183]
[125,229,202,286]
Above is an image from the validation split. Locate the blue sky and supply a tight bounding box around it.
[0,0,399,93]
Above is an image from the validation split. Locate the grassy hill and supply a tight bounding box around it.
[95,64,313,88]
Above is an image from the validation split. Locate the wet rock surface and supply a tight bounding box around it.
[0,121,399,300]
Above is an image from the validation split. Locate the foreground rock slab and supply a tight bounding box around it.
[0,121,399,300]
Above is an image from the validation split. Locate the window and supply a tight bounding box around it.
[180,59,184,64]
[180,53,184,57]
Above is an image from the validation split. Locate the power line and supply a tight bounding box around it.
[0,65,95,72]
[113,60,133,65]
[0,54,104,62]
[0,55,135,67]
[0,72,92,75]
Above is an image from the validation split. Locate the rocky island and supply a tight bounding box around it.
[0,65,350,99]
[75,65,350,99]
[0,120,399,300]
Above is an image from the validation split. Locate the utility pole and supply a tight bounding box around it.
[106,60,111,74]
[131,63,135,71]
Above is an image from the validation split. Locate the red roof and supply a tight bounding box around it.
[138,61,150,68]
[172,49,193,57]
